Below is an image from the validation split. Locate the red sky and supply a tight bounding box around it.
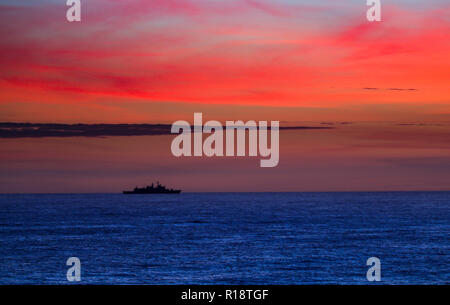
[0,0,449,192]
[0,0,449,123]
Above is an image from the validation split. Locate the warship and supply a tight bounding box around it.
[123,182,181,194]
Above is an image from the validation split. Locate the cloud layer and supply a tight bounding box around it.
[0,0,449,122]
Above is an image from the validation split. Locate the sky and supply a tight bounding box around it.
[0,0,449,192]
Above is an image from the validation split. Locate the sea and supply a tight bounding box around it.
[0,192,448,284]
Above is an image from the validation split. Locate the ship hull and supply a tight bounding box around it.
[123,190,181,194]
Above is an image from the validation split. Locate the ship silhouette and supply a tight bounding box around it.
[123,182,181,194]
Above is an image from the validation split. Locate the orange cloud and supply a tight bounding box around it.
[0,2,448,123]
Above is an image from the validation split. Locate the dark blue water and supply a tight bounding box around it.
[0,192,448,284]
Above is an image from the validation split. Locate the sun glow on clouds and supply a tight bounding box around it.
[0,0,449,123]
[1,1,450,192]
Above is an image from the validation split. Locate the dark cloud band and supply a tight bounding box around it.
[0,123,332,138]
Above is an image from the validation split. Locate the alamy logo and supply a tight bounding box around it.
[366,257,381,281]
[367,0,381,22]
[66,257,81,282]
[171,113,279,167]
[66,0,81,22]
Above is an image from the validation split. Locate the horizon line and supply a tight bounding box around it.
[1,190,450,195]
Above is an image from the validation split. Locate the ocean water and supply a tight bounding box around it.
[0,192,448,284]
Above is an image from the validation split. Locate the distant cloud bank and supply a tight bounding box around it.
[0,123,332,138]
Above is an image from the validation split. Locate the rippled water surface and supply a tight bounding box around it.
[0,192,448,284]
